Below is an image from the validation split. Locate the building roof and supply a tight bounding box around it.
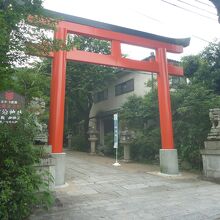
[44,9,190,47]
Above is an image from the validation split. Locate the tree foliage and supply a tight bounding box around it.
[0,0,43,65]
[121,90,161,162]
[0,113,53,220]
[120,41,220,168]
[0,1,54,218]
[182,42,220,94]
[11,66,50,104]
[65,36,117,149]
[172,83,220,167]
[0,0,59,92]
[0,0,44,89]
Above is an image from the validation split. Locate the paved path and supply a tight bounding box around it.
[31,150,220,220]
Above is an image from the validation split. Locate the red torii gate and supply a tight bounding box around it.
[45,10,190,185]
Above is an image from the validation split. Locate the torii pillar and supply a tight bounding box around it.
[156,48,178,174]
[49,27,67,187]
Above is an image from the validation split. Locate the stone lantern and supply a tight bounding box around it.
[120,128,134,162]
[88,127,99,155]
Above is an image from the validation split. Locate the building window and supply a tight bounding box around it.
[94,89,108,103]
[169,76,186,88]
[115,79,134,96]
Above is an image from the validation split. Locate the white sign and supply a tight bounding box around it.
[113,113,118,149]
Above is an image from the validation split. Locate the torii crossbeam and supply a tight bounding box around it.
[42,10,190,186]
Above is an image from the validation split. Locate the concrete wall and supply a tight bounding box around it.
[90,71,153,118]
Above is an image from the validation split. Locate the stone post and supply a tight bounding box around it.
[201,108,220,179]
[123,145,131,163]
[120,128,133,163]
[88,127,98,155]
[34,145,55,190]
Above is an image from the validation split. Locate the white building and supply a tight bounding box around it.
[89,69,154,146]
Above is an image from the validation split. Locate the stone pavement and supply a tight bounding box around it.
[31,150,220,220]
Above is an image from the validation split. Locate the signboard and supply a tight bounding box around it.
[113,113,118,149]
[0,91,25,124]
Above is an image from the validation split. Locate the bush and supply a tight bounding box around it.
[171,83,220,168]
[97,132,114,156]
[121,91,160,163]
[96,132,124,158]
[120,82,220,168]
[130,129,160,162]
[71,134,88,152]
[0,113,53,220]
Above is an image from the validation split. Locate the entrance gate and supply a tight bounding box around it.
[44,10,190,186]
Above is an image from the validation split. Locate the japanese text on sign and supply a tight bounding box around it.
[0,91,25,124]
[113,113,118,149]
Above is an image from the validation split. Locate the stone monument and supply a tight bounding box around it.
[120,128,134,162]
[201,108,220,180]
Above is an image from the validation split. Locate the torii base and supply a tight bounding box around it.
[52,152,66,187]
[160,149,179,175]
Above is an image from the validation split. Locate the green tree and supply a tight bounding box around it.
[0,113,53,220]
[121,88,159,130]
[0,2,54,218]
[121,82,220,167]
[172,83,220,167]
[0,0,44,88]
[182,42,220,94]
[11,66,50,104]
[65,36,117,149]
[120,41,220,168]
[120,90,160,162]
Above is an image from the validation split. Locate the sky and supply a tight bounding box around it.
[43,0,220,60]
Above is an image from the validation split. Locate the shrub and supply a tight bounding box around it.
[71,134,88,152]
[0,113,53,220]
[121,82,220,168]
[121,91,160,163]
[130,129,160,162]
[97,132,114,156]
[171,83,220,168]
[104,132,115,155]
[96,132,125,159]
